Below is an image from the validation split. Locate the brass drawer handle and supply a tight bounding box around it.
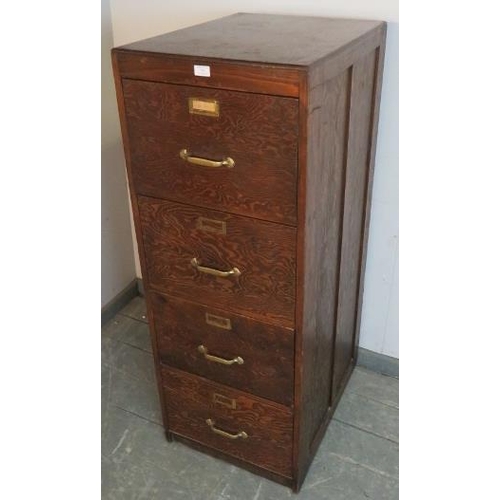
[198,345,244,365]
[179,149,235,169]
[191,257,241,278]
[206,419,248,440]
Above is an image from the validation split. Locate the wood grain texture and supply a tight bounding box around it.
[332,50,377,395]
[123,80,299,225]
[308,23,385,88]
[117,13,384,67]
[294,68,351,488]
[352,35,387,363]
[138,197,296,326]
[114,50,303,97]
[293,26,386,491]
[162,366,293,478]
[150,292,294,405]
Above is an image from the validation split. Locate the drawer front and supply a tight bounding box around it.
[162,366,293,478]
[151,292,294,405]
[139,197,296,326]
[123,80,299,225]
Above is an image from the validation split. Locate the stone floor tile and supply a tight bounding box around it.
[102,335,119,368]
[111,341,156,384]
[102,454,159,500]
[322,419,398,478]
[103,406,226,499]
[120,296,148,323]
[299,454,398,500]
[345,367,399,408]
[208,468,292,500]
[334,392,399,443]
[103,314,153,353]
[107,369,162,425]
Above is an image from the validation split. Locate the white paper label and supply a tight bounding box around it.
[193,65,211,77]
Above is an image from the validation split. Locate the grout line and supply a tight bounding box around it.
[117,312,149,324]
[304,477,334,490]
[345,390,399,410]
[333,417,399,445]
[355,365,399,381]
[107,363,155,385]
[119,340,153,355]
[111,404,164,428]
[328,451,398,480]
[104,315,153,354]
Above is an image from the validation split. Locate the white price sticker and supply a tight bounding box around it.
[193,65,211,77]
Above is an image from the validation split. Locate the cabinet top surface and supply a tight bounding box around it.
[116,13,384,66]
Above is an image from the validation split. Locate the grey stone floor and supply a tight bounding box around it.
[102,297,399,500]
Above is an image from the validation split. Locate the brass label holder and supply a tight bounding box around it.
[205,313,232,330]
[197,217,226,235]
[189,97,220,117]
[213,393,237,409]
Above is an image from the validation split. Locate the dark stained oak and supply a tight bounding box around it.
[162,366,293,478]
[112,13,387,492]
[117,13,383,67]
[123,80,299,225]
[150,292,295,405]
[138,196,296,326]
[333,50,378,395]
[352,43,387,365]
[294,68,352,486]
[293,26,386,490]
[114,51,303,97]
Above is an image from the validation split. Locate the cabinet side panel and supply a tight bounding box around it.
[353,30,387,361]
[295,69,350,483]
[332,49,378,394]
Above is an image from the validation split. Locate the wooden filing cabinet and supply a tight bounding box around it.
[112,13,386,491]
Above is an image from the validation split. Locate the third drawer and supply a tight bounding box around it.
[151,292,294,406]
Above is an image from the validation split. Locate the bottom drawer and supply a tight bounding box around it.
[162,366,293,478]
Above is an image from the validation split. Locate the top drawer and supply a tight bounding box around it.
[122,80,299,225]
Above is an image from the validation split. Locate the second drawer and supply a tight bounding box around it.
[138,196,296,326]
[151,292,294,405]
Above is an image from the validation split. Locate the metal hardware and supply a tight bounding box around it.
[191,257,241,278]
[213,393,237,409]
[206,419,248,440]
[188,97,219,116]
[179,149,235,169]
[196,217,227,235]
[197,345,244,366]
[205,313,232,330]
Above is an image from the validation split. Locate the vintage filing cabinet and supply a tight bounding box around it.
[112,13,386,491]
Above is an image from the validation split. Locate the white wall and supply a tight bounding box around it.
[109,1,399,358]
[101,0,136,307]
